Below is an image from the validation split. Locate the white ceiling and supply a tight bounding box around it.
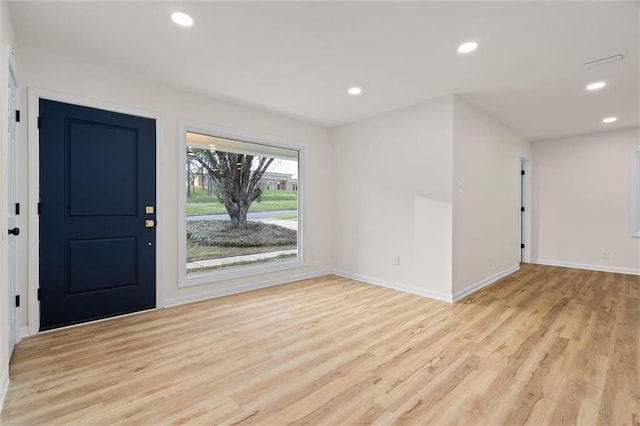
[7,1,640,141]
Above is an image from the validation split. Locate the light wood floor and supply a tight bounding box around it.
[2,264,639,425]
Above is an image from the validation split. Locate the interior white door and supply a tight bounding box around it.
[6,53,19,357]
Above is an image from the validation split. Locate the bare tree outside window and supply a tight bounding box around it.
[189,148,273,228]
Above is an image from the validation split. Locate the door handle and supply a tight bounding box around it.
[8,227,19,236]
[145,220,156,228]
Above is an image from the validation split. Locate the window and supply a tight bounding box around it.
[180,124,303,286]
[633,150,640,237]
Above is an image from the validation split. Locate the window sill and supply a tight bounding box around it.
[180,258,306,288]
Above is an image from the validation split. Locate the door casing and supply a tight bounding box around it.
[520,156,531,264]
[5,49,19,354]
[27,89,163,336]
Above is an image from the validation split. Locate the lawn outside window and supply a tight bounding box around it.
[178,122,304,287]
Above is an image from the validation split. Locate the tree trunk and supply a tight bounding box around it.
[226,203,240,227]
[238,204,249,228]
[186,161,191,198]
[225,199,252,228]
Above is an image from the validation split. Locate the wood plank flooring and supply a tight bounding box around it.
[2,263,639,425]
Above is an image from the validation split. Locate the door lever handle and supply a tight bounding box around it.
[8,227,19,236]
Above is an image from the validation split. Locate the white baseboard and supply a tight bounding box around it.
[452,265,520,302]
[163,269,331,308]
[0,368,9,413]
[19,326,30,340]
[532,259,640,276]
[331,270,453,303]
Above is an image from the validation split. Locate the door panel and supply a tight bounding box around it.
[39,99,156,331]
[68,120,137,216]
[67,237,137,294]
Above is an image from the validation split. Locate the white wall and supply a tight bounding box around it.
[0,0,16,409]
[330,95,531,301]
[532,127,640,274]
[452,96,531,296]
[15,45,333,329]
[331,96,454,300]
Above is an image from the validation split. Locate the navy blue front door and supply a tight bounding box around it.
[39,99,156,331]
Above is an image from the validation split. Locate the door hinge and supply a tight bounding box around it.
[37,116,41,129]
[15,202,20,215]
[521,170,525,176]
[37,202,41,215]
[15,110,20,123]
[521,243,525,249]
[37,288,42,301]
[521,206,525,212]
[15,295,20,308]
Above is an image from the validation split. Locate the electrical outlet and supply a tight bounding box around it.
[488,259,493,267]
[393,256,400,266]
[602,251,611,260]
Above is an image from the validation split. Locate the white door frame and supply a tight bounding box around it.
[5,47,19,354]
[2,45,19,401]
[27,88,164,336]
[520,156,531,263]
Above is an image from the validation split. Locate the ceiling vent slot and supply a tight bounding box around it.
[583,54,625,68]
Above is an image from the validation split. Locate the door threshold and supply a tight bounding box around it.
[35,307,158,336]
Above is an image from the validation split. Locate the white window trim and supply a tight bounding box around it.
[178,120,305,288]
[632,150,640,238]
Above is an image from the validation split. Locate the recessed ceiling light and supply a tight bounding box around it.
[348,87,362,95]
[602,117,617,123]
[586,81,606,91]
[171,12,193,27]
[458,41,478,53]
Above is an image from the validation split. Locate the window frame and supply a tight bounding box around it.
[632,150,640,238]
[178,120,305,288]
